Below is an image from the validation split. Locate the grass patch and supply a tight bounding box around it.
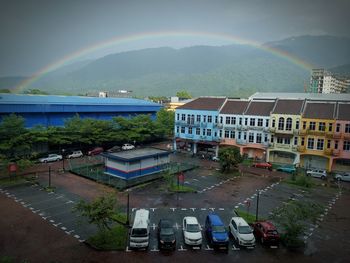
[284,175,314,188]
[169,184,196,193]
[0,176,28,187]
[111,213,127,225]
[241,159,253,166]
[234,208,265,224]
[87,224,128,250]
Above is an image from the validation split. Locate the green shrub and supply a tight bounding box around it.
[88,224,128,250]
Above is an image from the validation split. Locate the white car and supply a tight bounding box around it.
[39,154,63,163]
[67,150,83,159]
[335,173,350,182]
[306,169,327,180]
[122,143,135,150]
[229,217,255,247]
[212,156,220,162]
[183,216,202,247]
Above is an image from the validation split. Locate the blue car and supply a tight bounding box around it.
[277,165,296,174]
[205,214,229,250]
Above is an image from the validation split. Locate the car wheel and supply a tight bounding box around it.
[321,176,326,180]
[44,160,47,163]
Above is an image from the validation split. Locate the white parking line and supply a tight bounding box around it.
[150,247,159,252]
[232,244,240,251]
[181,208,187,211]
[150,208,156,212]
[219,208,224,211]
[205,245,213,251]
[201,208,206,211]
[209,208,215,211]
[53,222,62,227]
[74,234,80,239]
[61,226,67,230]
[152,223,156,230]
[65,230,74,235]
[190,208,196,212]
[178,245,187,251]
[170,208,176,212]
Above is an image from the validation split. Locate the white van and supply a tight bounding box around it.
[129,209,150,249]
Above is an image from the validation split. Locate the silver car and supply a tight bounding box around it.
[306,169,327,180]
[335,173,350,182]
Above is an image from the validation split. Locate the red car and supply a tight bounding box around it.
[88,147,104,156]
[252,221,280,246]
[252,162,272,170]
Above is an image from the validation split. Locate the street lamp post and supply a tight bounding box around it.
[256,189,260,221]
[62,149,65,172]
[48,166,51,188]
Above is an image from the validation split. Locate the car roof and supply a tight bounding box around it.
[231,217,249,226]
[257,221,277,230]
[207,214,224,226]
[184,216,198,224]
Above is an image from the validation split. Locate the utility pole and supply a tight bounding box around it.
[256,190,260,221]
[48,166,51,188]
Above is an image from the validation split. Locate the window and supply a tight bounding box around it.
[345,124,350,133]
[303,121,306,129]
[319,122,325,131]
[207,129,212,136]
[328,123,333,132]
[343,141,350,151]
[188,127,192,134]
[220,116,223,124]
[219,129,222,137]
[294,137,298,145]
[238,131,241,139]
[257,118,263,127]
[277,137,283,144]
[272,119,275,128]
[250,118,255,126]
[249,133,254,143]
[317,139,324,150]
[243,132,247,140]
[309,122,316,130]
[296,120,300,130]
[271,135,274,143]
[336,123,341,132]
[239,118,242,125]
[215,116,218,124]
[181,114,185,121]
[225,130,230,138]
[264,134,268,142]
[231,117,236,125]
[196,115,201,122]
[265,119,269,127]
[256,133,262,143]
[208,116,212,123]
[177,114,180,121]
[196,128,200,135]
[278,117,284,130]
[335,140,339,149]
[284,138,290,144]
[307,138,314,149]
[181,127,185,133]
[189,114,194,124]
[286,118,292,131]
[230,131,235,139]
[301,137,305,146]
[327,140,331,149]
[187,114,191,124]
[176,126,179,133]
[203,115,207,123]
[245,118,248,126]
[225,117,230,125]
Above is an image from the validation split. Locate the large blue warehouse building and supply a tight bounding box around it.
[0,94,162,128]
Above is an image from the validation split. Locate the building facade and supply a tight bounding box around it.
[309,68,350,94]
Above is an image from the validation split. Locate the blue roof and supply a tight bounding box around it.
[0,93,160,107]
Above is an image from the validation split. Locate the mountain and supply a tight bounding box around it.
[0,76,27,90]
[264,35,350,68]
[4,35,350,97]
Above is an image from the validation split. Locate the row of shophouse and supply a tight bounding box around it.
[174,93,350,172]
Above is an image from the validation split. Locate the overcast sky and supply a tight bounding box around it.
[1,0,349,76]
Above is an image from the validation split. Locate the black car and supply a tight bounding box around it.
[158,219,176,250]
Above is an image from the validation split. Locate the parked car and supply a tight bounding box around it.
[306,169,327,180]
[158,219,176,250]
[122,143,135,150]
[87,147,104,156]
[205,214,229,250]
[107,145,121,153]
[67,150,83,159]
[252,162,272,171]
[229,217,255,247]
[39,154,63,163]
[251,221,280,246]
[212,156,220,162]
[334,172,350,182]
[129,209,150,249]
[276,165,296,174]
[183,216,202,248]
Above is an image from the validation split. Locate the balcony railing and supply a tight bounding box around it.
[324,148,332,155]
[333,132,342,139]
[236,139,247,145]
[215,123,223,128]
[297,145,306,152]
[343,133,350,140]
[269,127,276,133]
[333,149,340,156]
[307,129,326,136]
[299,129,307,136]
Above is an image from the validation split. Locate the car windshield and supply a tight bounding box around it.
[238,225,252,234]
[212,225,226,233]
[186,224,200,232]
[131,228,147,237]
[160,227,174,236]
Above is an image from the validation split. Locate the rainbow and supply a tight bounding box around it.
[14,30,314,93]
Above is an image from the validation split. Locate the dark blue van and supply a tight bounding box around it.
[205,214,229,250]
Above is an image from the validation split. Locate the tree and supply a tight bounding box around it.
[218,147,243,173]
[155,108,175,137]
[0,88,11,93]
[24,89,49,95]
[74,194,118,231]
[176,91,192,99]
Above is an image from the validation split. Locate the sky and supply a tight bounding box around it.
[0,0,349,77]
